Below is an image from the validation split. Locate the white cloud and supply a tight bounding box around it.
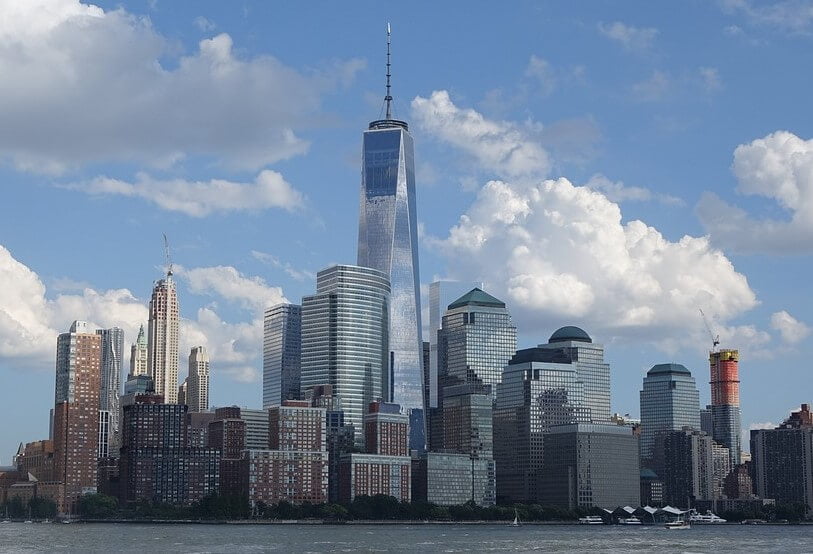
[586,174,684,205]
[176,265,287,313]
[771,310,810,343]
[418,94,761,350]
[632,71,671,101]
[699,67,723,92]
[66,170,305,216]
[250,250,314,281]
[697,131,813,253]
[0,243,274,385]
[721,0,813,33]
[193,16,215,31]
[0,0,363,173]
[524,55,556,96]
[411,90,551,180]
[598,21,658,51]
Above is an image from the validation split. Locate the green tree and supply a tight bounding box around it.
[77,494,118,519]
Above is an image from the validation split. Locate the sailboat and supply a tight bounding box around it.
[510,508,521,527]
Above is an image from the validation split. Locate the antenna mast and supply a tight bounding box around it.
[385,22,392,119]
[699,308,720,352]
[163,233,173,277]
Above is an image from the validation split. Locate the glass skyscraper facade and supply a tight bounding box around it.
[537,326,611,423]
[263,303,302,409]
[97,326,124,453]
[639,363,701,462]
[300,265,390,447]
[437,288,516,402]
[356,116,424,448]
[494,348,588,504]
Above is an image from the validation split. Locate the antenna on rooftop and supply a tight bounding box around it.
[385,22,393,119]
[163,233,173,277]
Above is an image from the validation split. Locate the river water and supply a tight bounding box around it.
[1,522,812,553]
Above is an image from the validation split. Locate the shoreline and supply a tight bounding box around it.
[53,519,812,526]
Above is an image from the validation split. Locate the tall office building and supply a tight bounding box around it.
[639,363,701,463]
[537,326,611,423]
[53,321,101,506]
[301,265,390,447]
[657,428,726,507]
[130,324,148,377]
[147,268,180,403]
[186,346,210,413]
[438,288,516,403]
[427,281,482,409]
[356,28,424,450]
[97,327,124,454]
[262,304,302,409]
[709,349,741,468]
[494,347,588,504]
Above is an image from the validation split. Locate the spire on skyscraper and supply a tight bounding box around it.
[385,22,392,120]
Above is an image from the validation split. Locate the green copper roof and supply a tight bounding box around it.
[648,363,691,375]
[448,287,506,310]
[549,326,592,344]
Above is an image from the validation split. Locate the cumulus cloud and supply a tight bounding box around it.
[250,250,314,281]
[411,90,551,180]
[632,71,671,101]
[697,131,813,253]
[598,21,658,51]
[771,310,810,343]
[0,0,363,173]
[65,170,305,216]
[175,265,287,313]
[0,243,272,384]
[721,0,813,33]
[418,93,761,350]
[524,55,557,96]
[586,174,683,205]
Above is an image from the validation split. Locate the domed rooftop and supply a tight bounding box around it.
[548,326,592,344]
[647,363,691,375]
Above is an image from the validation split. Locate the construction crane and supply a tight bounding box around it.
[163,233,173,277]
[699,308,720,352]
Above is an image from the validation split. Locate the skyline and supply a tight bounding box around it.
[2,0,813,463]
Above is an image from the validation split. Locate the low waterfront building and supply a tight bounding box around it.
[338,453,411,503]
[411,452,495,507]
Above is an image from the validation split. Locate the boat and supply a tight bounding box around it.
[619,516,642,525]
[689,510,726,524]
[509,508,521,527]
[23,520,33,524]
[578,515,604,525]
[664,519,690,530]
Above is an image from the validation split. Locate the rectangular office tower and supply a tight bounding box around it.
[263,304,302,409]
[147,269,180,403]
[357,111,425,450]
[187,346,210,413]
[301,265,390,447]
[54,321,102,507]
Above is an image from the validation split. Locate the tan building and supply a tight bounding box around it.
[187,346,210,413]
[15,440,55,482]
[147,271,180,403]
[53,321,101,509]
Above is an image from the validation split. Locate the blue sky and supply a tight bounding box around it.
[2,0,813,463]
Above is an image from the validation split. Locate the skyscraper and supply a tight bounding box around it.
[262,303,302,409]
[709,349,741,468]
[300,265,390,447]
[147,268,179,403]
[537,326,611,423]
[53,321,101,507]
[639,363,701,463]
[437,288,516,402]
[356,27,424,449]
[130,324,148,377]
[97,327,124,454]
[187,346,210,413]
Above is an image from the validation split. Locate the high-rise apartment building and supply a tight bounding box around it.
[208,407,246,498]
[356,34,425,450]
[494,347,588,504]
[309,385,355,504]
[639,363,701,463]
[262,304,302,409]
[187,346,210,413]
[364,401,409,457]
[97,327,124,455]
[437,288,516,403]
[709,349,741,468]
[130,324,148,377]
[536,326,611,423]
[147,270,179,403]
[53,321,101,507]
[657,428,726,508]
[301,265,390,447]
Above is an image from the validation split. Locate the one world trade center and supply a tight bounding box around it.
[357,25,425,450]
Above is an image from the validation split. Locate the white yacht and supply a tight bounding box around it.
[689,510,727,524]
[619,516,642,525]
[578,515,604,525]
